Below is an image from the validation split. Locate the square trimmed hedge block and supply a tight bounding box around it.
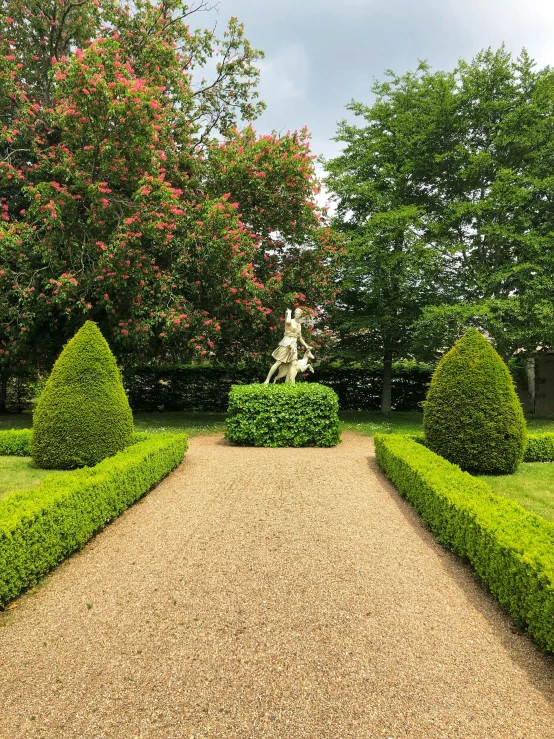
[225,383,341,447]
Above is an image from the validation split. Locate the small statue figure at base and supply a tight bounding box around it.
[272,348,315,384]
[264,308,313,384]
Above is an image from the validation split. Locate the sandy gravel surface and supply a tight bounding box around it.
[1,432,554,739]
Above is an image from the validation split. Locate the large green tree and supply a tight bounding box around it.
[323,62,451,412]
[0,0,340,375]
[412,48,554,361]
[324,47,554,411]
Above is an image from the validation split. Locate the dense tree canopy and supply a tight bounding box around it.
[0,0,341,371]
[323,61,450,410]
[324,47,554,410]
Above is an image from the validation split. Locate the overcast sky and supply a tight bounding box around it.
[191,0,554,209]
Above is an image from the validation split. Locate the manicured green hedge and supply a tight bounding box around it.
[374,433,554,652]
[0,429,32,456]
[524,433,554,463]
[32,321,134,469]
[408,432,554,464]
[226,383,340,447]
[0,433,188,607]
[0,429,153,457]
[423,329,526,474]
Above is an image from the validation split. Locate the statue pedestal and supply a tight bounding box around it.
[225,383,341,448]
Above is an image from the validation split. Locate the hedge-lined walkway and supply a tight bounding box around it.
[1,433,554,738]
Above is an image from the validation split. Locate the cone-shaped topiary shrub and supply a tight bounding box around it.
[423,328,526,474]
[31,321,134,469]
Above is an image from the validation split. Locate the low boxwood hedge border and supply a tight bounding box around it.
[0,428,154,457]
[0,432,188,607]
[3,428,554,460]
[409,432,554,464]
[0,428,32,456]
[374,433,554,652]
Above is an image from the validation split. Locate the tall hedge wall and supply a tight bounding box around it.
[0,370,38,413]
[122,365,432,412]
[0,365,433,414]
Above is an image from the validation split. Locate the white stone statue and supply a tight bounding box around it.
[264,308,313,384]
[273,347,315,384]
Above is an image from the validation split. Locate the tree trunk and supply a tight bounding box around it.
[380,348,393,414]
[0,373,7,413]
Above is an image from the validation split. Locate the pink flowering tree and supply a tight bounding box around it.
[0,0,341,372]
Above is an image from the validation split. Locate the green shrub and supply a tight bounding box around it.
[374,433,554,652]
[0,432,187,606]
[397,432,554,464]
[226,383,340,447]
[423,328,526,474]
[0,430,167,458]
[524,433,554,463]
[31,321,134,469]
[0,429,32,456]
[131,431,152,444]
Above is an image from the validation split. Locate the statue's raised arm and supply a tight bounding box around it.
[298,321,310,350]
[264,307,314,384]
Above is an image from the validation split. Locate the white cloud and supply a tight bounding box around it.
[257,45,310,107]
[315,181,338,218]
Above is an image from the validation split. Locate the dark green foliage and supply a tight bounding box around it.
[226,383,341,447]
[123,364,432,413]
[0,429,167,457]
[31,321,134,469]
[326,47,554,365]
[0,369,38,413]
[0,429,32,456]
[374,433,554,652]
[0,433,188,606]
[7,363,433,414]
[423,329,526,474]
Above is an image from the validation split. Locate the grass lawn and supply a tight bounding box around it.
[0,457,70,501]
[478,463,554,523]
[133,412,227,436]
[0,410,425,436]
[340,412,554,437]
[525,417,554,433]
[3,411,554,437]
[3,411,554,515]
[0,412,228,436]
[339,411,424,436]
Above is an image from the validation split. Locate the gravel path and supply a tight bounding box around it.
[2,432,554,738]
